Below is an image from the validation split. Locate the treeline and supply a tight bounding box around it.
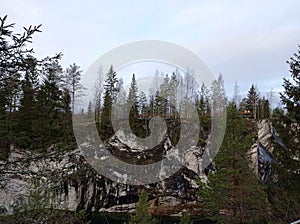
[0,16,84,158]
[91,65,228,145]
[90,63,272,146]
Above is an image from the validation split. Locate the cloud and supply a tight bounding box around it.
[1,0,299,100]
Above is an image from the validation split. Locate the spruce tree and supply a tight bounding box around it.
[99,66,119,140]
[35,62,64,149]
[0,15,42,156]
[199,103,268,224]
[269,45,300,222]
[16,57,39,149]
[139,91,148,116]
[87,100,93,119]
[196,83,211,147]
[127,74,140,135]
[245,85,259,119]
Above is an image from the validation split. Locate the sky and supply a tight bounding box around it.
[1,0,300,106]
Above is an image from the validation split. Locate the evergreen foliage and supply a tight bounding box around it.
[128,190,157,224]
[199,103,268,224]
[98,65,119,140]
[180,212,193,224]
[127,74,141,136]
[268,45,300,222]
[0,15,77,157]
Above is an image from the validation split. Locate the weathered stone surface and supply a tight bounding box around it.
[0,134,204,216]
[0,120,277,216]
[249,119,275,175]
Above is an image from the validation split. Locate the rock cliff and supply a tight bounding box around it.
[0,119,276,216]
[0,134,206,217]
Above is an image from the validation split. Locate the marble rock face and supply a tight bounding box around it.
[0,120,276,216]
[0,132,205,216]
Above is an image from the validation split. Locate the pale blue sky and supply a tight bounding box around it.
[1,0,300,104]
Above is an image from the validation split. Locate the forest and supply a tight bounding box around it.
[0,15,299,224]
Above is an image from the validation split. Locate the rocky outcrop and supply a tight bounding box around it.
[0,134,205,216]
[0,120,277,216]
[249,119,277,183]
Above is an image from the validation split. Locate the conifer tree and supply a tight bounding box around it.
[0,15,42,156]
[35,62,64,149]
[63,63,84,114]
[180,212,193,224]
[99,66,119,140]
[269,45,300,222]
[199,103,268,224]
[16,57,39,148]
[245,85,259,119]
[127,74,139,134]
[128,190,157,224]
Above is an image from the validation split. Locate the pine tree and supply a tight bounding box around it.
[63,63,84,114]
[199,103,268,224]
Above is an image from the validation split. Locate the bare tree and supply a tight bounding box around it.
[93,67,104,122]
[232,81,241,106]
[63,63,85,114]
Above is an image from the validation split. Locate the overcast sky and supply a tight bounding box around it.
[1,0,300,105]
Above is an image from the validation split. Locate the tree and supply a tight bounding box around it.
[210,73,226,116]
[127,74,140,134]
[281,46,300,121]
[99,66,119,140]
[169,72,178,118]
[269,45,300,222]
[232,81,241,106]
[199,103,268,224]
[35,61,65,149]
[257,96,270,119]
[87,100,93,119]
[0,15,41,157]
[196,83,211,147]
[104,65,119,102]
[128,190,157,224]
[94,67,105,123]
[139,91,149,137]
[245,84,259,119]
[63,63,84,114]
[180,212,193,224]
[0,15,63,157]
[139,91,148,115]
[16,57,40,149]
